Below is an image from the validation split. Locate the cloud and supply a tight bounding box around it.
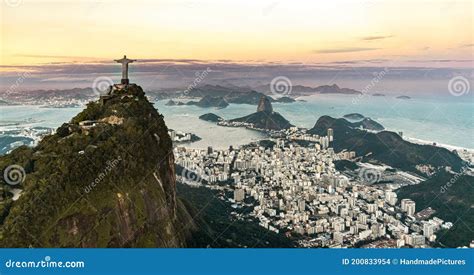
[406,59,474,63]
[459,43,474,48]
[328,59,390,64]
[360,35,393,41]
[1,60,473,93]
[313,47,380,54]
[136,58,203,63]
[14,54,100,60]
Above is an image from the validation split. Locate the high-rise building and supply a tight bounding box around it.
[385,191,397,206]
[367,203,377,213]
[333,232,343,245]
[327,128,334,142]
[406,201,416,216]
[423,223,434,239]
[320,136,329,149]
[234,189,245,202]
[169,130,176,141]
[401,198,416,216]
[224,163,229,173]
[401,198,410,211]
[298,199,306,212]
[412,234,425,246]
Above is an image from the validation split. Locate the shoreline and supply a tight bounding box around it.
[1,102,473,156]
[403,136,474,153]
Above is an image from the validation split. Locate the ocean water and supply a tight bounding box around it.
[155,94,473,149]
[275,94,474,149]
[154,105,264,149]
[0,94,473,152]
[0,105,82,129]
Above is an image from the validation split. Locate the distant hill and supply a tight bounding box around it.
[308,116,465,173]
[188,85,283,105]
[230,111,293,131]
[0,99,15,106]
[229,96,293,130]
[333,114,384,131]
[226,90,267,105]
[397,171,473,247]
[187,95,229,108]
[343,113,365,120]
[199,113,223,122]
[274,96,296,103]
[187,84,254,98]
[352,118,385,131]
[255,83,362,96]
[157,85,295,107]
[197,82,365,98]
[315,84,361,95]
[165,99,185,106]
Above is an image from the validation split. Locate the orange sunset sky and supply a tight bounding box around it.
[1,0,472,69]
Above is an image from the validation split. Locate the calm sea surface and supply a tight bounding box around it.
[1,94,473,150]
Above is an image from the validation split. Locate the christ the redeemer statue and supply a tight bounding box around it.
[114,55,136,85]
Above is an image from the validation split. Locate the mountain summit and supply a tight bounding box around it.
[257,96,273,113]
[229,96,293,130]
[0,84,195,247]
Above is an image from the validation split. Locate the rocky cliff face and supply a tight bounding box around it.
[257,96,273,113]
[0,84,195,247]
[230,96,293,130]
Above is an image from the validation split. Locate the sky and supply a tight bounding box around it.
[0,0,473,91]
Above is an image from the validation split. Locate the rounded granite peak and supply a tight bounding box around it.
[257,96,273,113]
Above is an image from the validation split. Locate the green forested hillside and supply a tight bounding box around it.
[397,171,474,247]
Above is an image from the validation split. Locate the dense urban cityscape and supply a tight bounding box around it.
[175,127,461,248]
